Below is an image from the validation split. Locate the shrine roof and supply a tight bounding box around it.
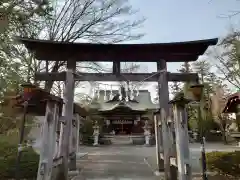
[99,102,147,115]
[223,92,240,113]
[17,37,218,62]
[90,90,157,112]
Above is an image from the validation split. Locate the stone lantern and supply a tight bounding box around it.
[93,121,100,146]
[189,84,208,180]
[189,84,205,140]
[143,120,151,146]
[189,84,204,101]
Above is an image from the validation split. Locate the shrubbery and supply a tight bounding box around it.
[206,151,240,178]
[0,138,39,179]
[80,119,94,145]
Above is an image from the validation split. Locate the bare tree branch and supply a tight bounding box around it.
[38,0,145,91]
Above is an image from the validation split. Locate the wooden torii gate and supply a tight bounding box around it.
[19,37,217,180]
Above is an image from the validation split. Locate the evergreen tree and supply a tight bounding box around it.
[0,0,52,100]
[192,60,214,134]
[192,59,230,142]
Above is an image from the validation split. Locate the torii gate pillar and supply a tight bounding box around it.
[57,60,76,180]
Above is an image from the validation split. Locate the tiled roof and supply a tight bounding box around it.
[90,90,158,111]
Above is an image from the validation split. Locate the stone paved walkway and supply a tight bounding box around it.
[73,143,240,180]
[74,145,160,180]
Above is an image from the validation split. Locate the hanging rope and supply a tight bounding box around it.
[74,69,167,90]
[74,69,167,101]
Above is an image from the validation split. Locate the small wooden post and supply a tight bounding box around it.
[169,93,192,180]
[69,116,73,154]
[183,107,191,167]
[76,114,80,153]
[54,130,60,159]
[54,116,61,159]
[48,103,60,178]
[168,112,176,156]
[58,82,66,158]
[154,111,162,172]
[58,122,64,157]
[69,115,77,171]
[37,101,59,180]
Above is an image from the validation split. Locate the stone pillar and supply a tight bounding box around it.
[143,120,151,146]
[93,121,100,146]
[37,101,59,180]
[169,94,192,180]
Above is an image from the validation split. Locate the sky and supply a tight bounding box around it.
[77,0,240,101]
[128,0,240,72]
[130,0,240,43]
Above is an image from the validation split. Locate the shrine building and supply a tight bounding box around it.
[89,86,157,135]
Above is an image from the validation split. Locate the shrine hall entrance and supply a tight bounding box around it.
[111,120,134,135]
